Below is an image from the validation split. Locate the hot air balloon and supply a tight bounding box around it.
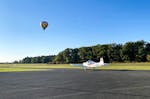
[40,21,48,30]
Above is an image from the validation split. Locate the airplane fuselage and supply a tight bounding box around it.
[83,62,104,68]
[70,58,109,70]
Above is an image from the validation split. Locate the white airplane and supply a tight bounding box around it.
[70,57,109,70]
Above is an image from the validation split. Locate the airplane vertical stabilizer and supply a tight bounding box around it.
[100,57,104,65]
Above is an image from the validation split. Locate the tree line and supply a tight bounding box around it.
[16,40,150,64]
[14,55,55,63]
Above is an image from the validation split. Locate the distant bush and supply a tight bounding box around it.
[146,54,150,62]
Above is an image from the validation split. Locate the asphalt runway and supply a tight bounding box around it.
[0,69,150,99]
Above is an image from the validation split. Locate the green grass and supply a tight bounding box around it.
[0,63,150,72]
[0,64,81,72]
[0,68,49,72]
[99,63,150,70]
[0,64,81,69]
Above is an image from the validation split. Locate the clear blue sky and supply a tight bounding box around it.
[0,0,150,62]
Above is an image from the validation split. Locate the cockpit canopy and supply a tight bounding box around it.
[86,60,96,65]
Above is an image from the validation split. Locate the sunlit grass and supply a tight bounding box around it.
[99,63,150,70]
[99,66,150,70]
[0,64,81,69]
[0,68,49,72]
[0,63,150,72]
[0,64,81,72]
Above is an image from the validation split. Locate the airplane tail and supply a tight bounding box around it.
[99,57,109,66]
[99,57,104,65]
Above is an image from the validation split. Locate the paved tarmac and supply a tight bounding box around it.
[0,69,150,99]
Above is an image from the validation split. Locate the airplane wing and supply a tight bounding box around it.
[70,64,83,66]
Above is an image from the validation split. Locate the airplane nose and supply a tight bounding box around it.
[83,62,87,66]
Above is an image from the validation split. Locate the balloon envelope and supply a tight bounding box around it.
[40,21,48,30]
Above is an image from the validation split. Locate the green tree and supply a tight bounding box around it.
[98,45,110,62]
[71,48,80,63]
[121,42,135,62]
[134,40,146,62]
[78,47,93,62]
[108,44,122,62]
[53,52,65,64]
[91,45,102,62]
[22,57,31,63]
